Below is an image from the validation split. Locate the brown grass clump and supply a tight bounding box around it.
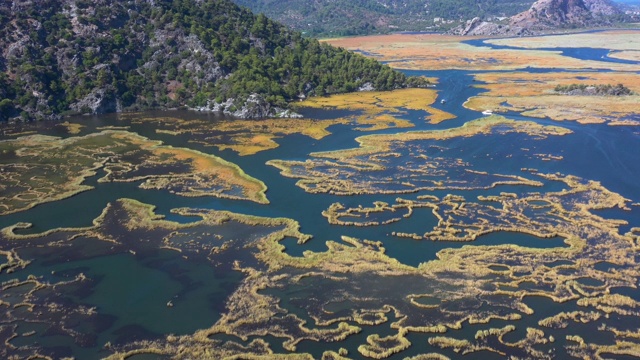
[428,336,475,354]
[577,294,640,315]
[321,350,350,360]
[56,121,85,134]
[358,329,411,359]
[538,311,601,328]
[566,337,640,359]
[404,354,451,360]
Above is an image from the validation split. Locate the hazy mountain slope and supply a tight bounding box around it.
[0,0,425,121]
[233,0,533,35]
[510,0,621,28]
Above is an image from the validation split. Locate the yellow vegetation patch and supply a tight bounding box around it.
[149,145,268,202]
[0,130,268,215]
[7,158,640,359]
[310,115,571,161]
[298,88,455,125]
[56,121,85,134]
[358,329,411,359]
[268,116,570,197]
[116,101,438,156]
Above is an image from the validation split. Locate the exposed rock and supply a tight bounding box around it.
[510,0,592,30]
[462,17,483,36]
[450,0,622,36]
[70,86,119,115]
[584,0,619,16]
[275,109,303,118]
[230,94,273,119]
[145,30,223,87]
[450,17,515,36]
[358,82,375,91]
[191,94,303,119]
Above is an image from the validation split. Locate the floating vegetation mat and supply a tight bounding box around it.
[0,199,308,359]
[0,130,268,215]
[119,112,350,156]
[2,113,638,359]
[4,168,636,359]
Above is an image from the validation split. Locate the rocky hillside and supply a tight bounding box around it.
[0,0,427,121]
[233,0,533,36]
[510,0,621,28]
[451,0,624,35]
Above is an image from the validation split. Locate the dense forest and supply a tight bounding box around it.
[0,0,427,121]
[233,0,534,36]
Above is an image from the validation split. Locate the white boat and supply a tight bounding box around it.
[482,110,493,115]
[440,99,446,104]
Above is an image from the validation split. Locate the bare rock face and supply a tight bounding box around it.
[510,0,591,29]
[583,0,619,16]
[450,0,621,36]
[191,92,304,119]
[450,17,513,36]
[70,86,119,115]
[230,94,273,119]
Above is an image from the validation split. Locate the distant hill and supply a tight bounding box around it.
[232,0,534,36]
[511,0,621,28]
[234,0,632,37]
[451,0,625,35]
[0,0,426,121]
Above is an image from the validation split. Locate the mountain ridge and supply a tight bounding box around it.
[233,0,535,36]
[233,0,631,36]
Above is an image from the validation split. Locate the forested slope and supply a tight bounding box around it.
[0,0,425,121]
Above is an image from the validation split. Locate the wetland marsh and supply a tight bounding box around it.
[2,30,640,359]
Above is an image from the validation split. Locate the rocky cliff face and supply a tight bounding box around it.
[451,0,622,36]
[510,0,593,29]
[583,0,620,16]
